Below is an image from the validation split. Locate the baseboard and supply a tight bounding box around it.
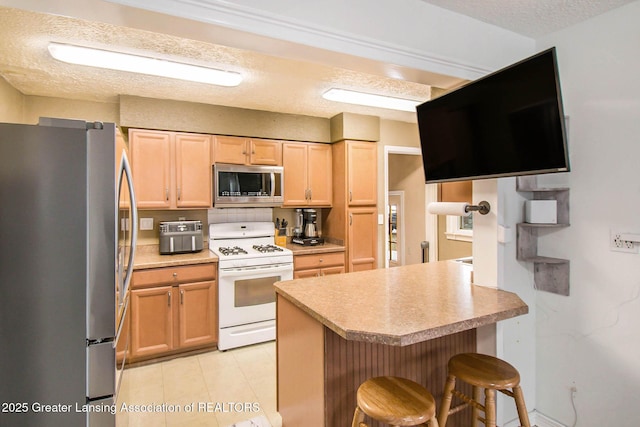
[503,410,567,427]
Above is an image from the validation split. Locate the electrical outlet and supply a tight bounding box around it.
[610,230,638,253]
[140,217,154,231]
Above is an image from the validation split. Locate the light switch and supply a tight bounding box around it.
[140,217,154,230]
[378,214,384,225]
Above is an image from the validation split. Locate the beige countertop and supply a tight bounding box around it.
[133,245,218,270]
[285,242,345,255]
[274,260,528,346]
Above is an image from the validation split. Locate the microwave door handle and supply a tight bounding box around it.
[118,151,138,297]
[270,172,275,197]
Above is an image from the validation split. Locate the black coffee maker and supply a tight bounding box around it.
[292,209,324,246]
[303,209,318,238]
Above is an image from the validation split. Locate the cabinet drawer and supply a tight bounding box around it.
[294,252,345,270]
[132,263,216,288]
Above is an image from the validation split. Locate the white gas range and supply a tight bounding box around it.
[209,222,293,350]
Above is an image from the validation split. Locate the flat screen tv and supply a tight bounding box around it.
[417,47,569,183]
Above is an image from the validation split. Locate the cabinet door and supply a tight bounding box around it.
[175,133,211,208]
[130,130,172,209]
[250,139,282,165]
[307,143,332,206]
[131,286,173,358]
[282,142,309,207]
[347,141,377,206]
[214,135,248,164]
[178,281,217,348]
[348,207,377,272]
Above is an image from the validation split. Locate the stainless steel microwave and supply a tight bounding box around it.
[213,163,284,207]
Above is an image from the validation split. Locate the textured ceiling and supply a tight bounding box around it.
[0,2,635,124]
[0,7,439,123]
[420,0,636,37]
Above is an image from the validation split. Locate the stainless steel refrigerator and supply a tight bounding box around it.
[0,118,137,426]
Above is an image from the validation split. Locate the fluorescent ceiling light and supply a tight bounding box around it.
[322,88,422,112]
[48,42,242,87]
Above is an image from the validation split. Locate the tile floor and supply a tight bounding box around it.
[116,342,282,427]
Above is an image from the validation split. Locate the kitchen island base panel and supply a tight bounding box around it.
[277,296,325,426]
[276,296,474,427]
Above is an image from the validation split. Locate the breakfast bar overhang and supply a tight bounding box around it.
[274,261,529,427]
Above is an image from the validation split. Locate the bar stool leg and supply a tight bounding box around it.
[513,385,531,427]
[484,389,496,427]
[437,375,456,427]
[470,386,481,427]
[352,406,366,427]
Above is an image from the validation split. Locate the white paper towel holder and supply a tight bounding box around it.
[427,201,491,216]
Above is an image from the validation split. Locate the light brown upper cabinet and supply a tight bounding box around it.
[213,135,282,166]
[130,129,211,209]
[282,142,332,207]
[347,141,377,205]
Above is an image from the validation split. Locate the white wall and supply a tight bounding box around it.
[531,2,640,424]
[473,178,537,425]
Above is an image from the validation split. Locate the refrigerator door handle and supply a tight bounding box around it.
[118,150,138,298]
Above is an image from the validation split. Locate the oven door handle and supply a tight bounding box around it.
[219,263,292,278]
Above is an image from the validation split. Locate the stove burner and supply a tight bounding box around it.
[218,246,248,256]
[252,244,284,253]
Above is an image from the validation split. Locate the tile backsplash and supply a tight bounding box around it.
[135,207,312,247]
[136,209,208,246]
[208,208,273,224]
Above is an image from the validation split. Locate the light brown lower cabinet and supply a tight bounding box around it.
[129,263,217,361]
[348,207,378,272]
[293,251,345,279]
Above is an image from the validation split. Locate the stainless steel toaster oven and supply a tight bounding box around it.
[159,220,203,254]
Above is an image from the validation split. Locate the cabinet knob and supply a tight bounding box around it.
[319,258,324,263]
[168,291,172,306]
[173,272,178,278]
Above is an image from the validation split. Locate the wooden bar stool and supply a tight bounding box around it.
[438,353,530,427]
[352,376,439,427]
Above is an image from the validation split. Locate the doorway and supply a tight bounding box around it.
[383,146,438,268]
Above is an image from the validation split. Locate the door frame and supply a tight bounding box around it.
[383,145,438,268]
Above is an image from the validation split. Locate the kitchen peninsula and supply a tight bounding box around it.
[274,261,528,427]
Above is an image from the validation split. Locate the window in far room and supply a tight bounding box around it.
[440,180,473,242]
